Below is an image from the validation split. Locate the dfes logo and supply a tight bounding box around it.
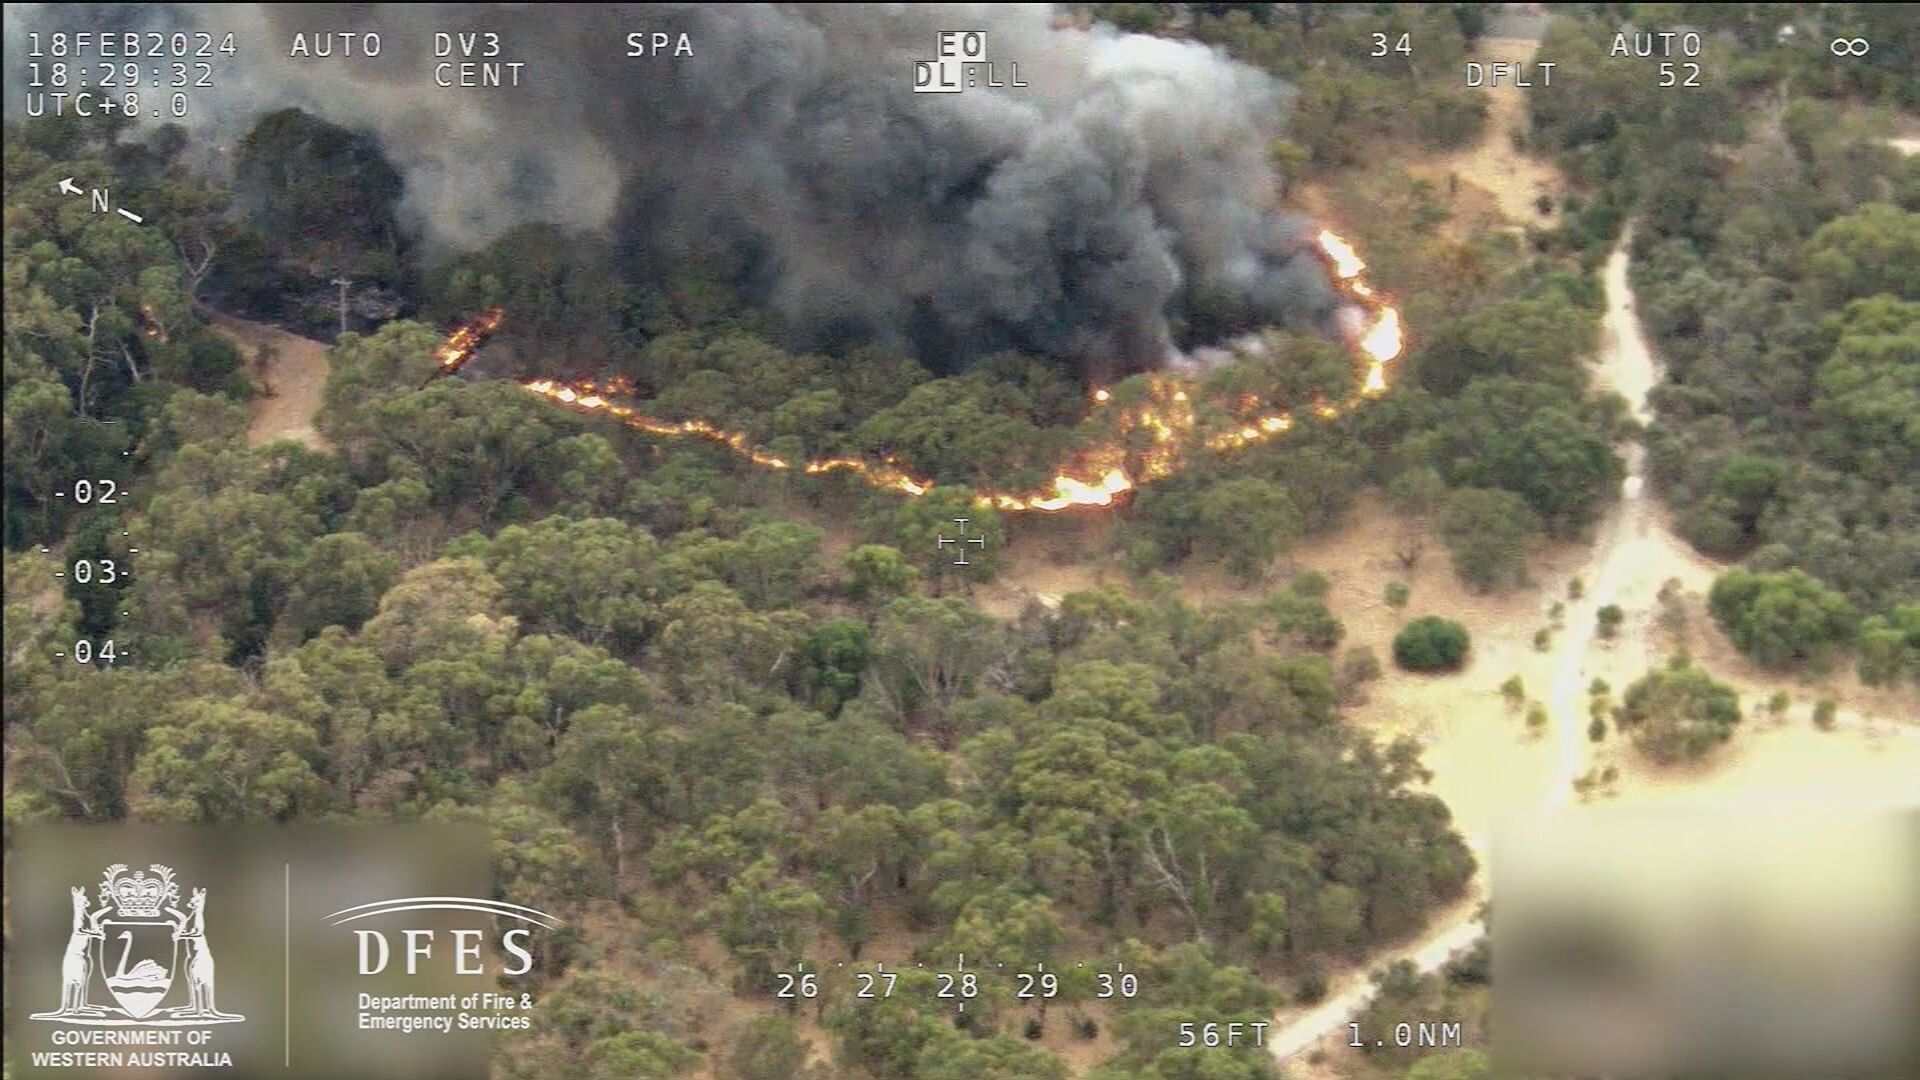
[328,896,561,977]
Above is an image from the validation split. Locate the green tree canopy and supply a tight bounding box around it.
[1393,617,1471,672]
[235,107,405,271]
[1438,488,1539,592]
[1802,203,1920,306]
[1708,568,1858,669]
[1194,476,1305,583]
[1617,659,1742,764]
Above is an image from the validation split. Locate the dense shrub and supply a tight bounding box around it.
[1708,569,1857,669]
[1617,660,1742,764]
[1393,617,1471,672]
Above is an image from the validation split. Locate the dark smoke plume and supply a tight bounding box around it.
[6,4,1340,371]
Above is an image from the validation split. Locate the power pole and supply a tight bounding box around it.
[330,277,352,337]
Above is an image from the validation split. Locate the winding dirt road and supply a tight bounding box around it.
[1267,221,1920,1066]
[1265,231,1658,1062]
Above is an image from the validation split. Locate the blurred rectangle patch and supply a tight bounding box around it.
[9,824,499,1080]
[1494,808,1919,1079]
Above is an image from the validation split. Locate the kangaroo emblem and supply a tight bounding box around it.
[166,888,241,1021]
[44,886,112,1017]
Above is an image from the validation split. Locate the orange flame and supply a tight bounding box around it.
[1317,228,1402,395]
[455,221,1406,513]
[523,377,949,499]
[139,302,168,343]
[517,367,1346,512]
[432,308,505,375]
[1317,229,1366,280]
[1361,306,1402,363]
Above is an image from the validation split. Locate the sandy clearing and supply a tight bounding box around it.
[1266,227,1918,1067]
[966,223,1914,1075]
[210,313,333,450]
[1405,35,1566,229]
[973,515,1116,619]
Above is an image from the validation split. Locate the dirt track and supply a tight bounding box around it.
[1405,35,1565,230]
[210,314,333,450]
[1264,225,1920,1068]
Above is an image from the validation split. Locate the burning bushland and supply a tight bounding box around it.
[433,225,1403,513]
